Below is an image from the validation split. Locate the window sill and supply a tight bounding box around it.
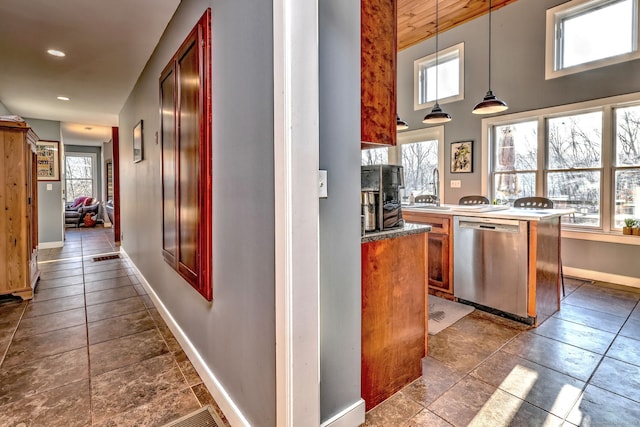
[562,229,640,246]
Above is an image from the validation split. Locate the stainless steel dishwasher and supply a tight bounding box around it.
[453,216,529,320]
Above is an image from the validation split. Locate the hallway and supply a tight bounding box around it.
[0,227,229,426]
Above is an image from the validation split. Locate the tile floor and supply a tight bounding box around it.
[364,278,640,426]
[0,227,229,427]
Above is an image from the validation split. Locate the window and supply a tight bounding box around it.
[492,121,538,204]
[65,153,96,200]
[362,127,444,203]
[614,104,640,227]
[160,9,212,300]
[485,93,640,235]
[547,112,602,227]
[546,0,640,79]
[414,43,464,110]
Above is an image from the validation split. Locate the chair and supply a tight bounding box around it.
[513,197,554,209]
[514,196,565,297]
[415,194,438,204]
[459,195,490,205]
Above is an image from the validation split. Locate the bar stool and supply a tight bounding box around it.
[459,195,490,205]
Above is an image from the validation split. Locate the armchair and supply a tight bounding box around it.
[65,197,100,227]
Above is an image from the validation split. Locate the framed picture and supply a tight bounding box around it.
[133,120,143,163]
[451,140,473,173]
[36,140,60,181]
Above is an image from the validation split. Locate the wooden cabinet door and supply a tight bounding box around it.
[427,233,451,293]
[361,0,396,147]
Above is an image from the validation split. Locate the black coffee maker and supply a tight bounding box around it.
[361,165,404,232]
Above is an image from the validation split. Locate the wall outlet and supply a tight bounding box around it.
[450,180,461,188]
[46,184,53,191]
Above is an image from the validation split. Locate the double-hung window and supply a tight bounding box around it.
[414,43,464,110]
[65,153,96,200]
[614,104,640,228]
[546,0,640,79]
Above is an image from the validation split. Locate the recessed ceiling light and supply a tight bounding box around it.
[57,96,70,101]
[85,127,92,131]
[47,49,66,57]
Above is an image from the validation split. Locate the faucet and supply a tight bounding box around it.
[433,168,440,206]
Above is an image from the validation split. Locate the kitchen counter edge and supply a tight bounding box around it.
[361,223,431,243]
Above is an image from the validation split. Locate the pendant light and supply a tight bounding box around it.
[397,115,409,130]
[423,0,452,124]
[473,0,508,115]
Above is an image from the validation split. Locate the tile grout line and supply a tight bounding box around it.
[0,301,29,369]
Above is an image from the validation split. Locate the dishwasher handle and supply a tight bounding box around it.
[458,220,522,233]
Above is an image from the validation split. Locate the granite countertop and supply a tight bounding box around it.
[361,223,431,243]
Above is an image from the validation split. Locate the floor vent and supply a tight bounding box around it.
[92,254,120,262]
[162,406,225,427]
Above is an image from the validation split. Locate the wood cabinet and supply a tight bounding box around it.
[403,212,454,299]
[0,120,39,299]
[361,231,427,410]
[361,0,397,148]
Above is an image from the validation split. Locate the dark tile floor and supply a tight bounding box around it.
[365,278,640,426]
[0,227,229,427]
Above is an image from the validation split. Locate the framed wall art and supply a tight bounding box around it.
[450,140,473,173]
[133,120,143,163]
[36,140,60,181]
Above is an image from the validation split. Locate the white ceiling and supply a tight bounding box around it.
[0,0,180,146]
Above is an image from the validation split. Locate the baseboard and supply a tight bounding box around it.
[38,241,64,249]
[120,249,251,427]
[320,399,365,427]
[564,266,640,289]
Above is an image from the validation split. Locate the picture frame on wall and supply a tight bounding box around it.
[133,120,143,163]
[36,140,60,181]
[450,140,473,173]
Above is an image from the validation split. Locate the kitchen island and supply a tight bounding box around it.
[361,223,430,410]
[404,204,573,326]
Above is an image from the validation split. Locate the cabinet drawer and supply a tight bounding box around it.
[404,212,450,234]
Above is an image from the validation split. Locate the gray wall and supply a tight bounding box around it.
[319,0,362,422]
[25,118,64,244]
[397,0,640,279]
[0,100,10,115]
[118,0,276,424]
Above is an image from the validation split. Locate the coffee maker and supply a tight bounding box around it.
[361,165,405,232]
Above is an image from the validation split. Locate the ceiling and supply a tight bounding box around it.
[0,0,180,146]
[0,0,515,146]
[398,0,519,50]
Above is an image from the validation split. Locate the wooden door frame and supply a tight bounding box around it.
[112,126,121,244]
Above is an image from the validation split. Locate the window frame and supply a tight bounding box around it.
[361,126,446,201]
[65,152,97,200]
[413,42,465,111]
[482,92,640,242]
[545,0,640,79]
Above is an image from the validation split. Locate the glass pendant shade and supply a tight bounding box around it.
[422,103,452,124]
[396,115,409,130]
[472,90,508,114]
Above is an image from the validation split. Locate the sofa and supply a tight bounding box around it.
[65,196,100,227]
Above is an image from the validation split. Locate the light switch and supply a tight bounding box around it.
[450,180,461,188]
[46,184,53,191]
[318,170,328,198]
